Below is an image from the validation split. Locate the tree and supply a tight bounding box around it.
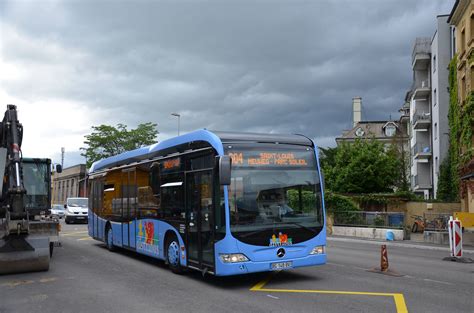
[329,139,401,194]
[81,123,158,167]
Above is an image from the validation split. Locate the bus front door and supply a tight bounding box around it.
[186,170,214,272]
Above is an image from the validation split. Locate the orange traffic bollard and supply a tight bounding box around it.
[380,244,389,272]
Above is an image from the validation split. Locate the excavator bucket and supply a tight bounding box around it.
[0,235,50,275]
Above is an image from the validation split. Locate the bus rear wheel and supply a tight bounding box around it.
[166,234,182,274]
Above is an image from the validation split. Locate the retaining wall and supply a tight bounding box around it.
[332,226,404,240]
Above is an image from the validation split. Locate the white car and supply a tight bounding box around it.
[51,204,65,219]
[64,197,89,224]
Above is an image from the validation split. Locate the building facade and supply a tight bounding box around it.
[431,15,452,198]
[336,97,410,159]
[448,0,474,213]
[52,164,87,204]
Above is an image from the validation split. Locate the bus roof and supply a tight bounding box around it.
[89,129,314,173]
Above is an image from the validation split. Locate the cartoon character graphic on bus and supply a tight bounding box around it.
[137,220,159,256]
[269,232,292,246]
[145,221,154,244]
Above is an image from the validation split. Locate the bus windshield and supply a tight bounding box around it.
[226,144,324,246]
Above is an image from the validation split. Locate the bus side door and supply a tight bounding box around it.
[121,168,137,249]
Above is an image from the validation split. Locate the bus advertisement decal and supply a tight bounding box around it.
[137,220,159,256]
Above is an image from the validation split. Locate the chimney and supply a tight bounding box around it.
[352,97,362,127]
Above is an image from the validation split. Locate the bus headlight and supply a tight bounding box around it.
[310,245,325,255]
[219,253,249,263]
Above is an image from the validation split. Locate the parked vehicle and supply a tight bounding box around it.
[64,197,89,224]
[51,204,65,219]
[411,215,425,233]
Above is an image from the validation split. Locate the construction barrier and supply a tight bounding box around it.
[453,212,474,228]
[448,217,463,258]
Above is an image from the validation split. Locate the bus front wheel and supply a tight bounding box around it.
[166,234,182,274]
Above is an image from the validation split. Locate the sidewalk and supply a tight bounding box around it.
[328,235,474,254]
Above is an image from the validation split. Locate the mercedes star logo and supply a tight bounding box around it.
[277,248,285,258]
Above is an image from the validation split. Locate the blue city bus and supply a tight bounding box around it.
[88,130,326,276]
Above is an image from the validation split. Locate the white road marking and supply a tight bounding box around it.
[422,278,454,285]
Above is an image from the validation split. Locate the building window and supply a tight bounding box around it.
[461,28,466,53]
[452,27,456,58]
[434,123,438,140]
[434,89,437,106]
[435,157,439,178]
[471,13,474,43]
[433,55,436,72]
[385,125,396,137]
[471,67,474,94]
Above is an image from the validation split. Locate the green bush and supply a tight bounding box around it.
[325,192,362,226]
[325,191,359,212]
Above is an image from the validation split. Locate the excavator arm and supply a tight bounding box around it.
[0,104,58,275]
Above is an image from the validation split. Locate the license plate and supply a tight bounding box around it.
[76,217,85,219]
[271,261,292,270]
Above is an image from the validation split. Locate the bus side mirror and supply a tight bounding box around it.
[56,164,62,173]
[218,155,232,186]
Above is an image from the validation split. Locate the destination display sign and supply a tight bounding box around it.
[162,157,181,171]
[228,151,311,167]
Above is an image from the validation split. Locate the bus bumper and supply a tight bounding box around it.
[215,253,326,276]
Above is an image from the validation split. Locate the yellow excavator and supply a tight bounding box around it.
[0,104,61,275]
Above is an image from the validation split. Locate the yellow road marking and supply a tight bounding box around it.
[250,274,275,291]
[1,277,58,288]
[250,274,409,313]
[393,294,408,313]
[78,237,93,241]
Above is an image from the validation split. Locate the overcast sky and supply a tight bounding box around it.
[0,0,455,167]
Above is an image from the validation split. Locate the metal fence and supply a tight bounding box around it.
[333,211,405,229]
[423,212,450,231]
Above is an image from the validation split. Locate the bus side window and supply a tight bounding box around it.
[160,173,185,221]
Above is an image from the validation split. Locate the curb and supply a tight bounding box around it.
[327,236,474,254]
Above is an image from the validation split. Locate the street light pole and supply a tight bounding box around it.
[171,113,180,136]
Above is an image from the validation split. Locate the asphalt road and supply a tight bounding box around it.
[0,222,473,313]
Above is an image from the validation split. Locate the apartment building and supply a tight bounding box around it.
[52,164,87,204]
[336,97,409,153]
[406,16,451,199]
[409,37,433,199]
[448,0,474,213]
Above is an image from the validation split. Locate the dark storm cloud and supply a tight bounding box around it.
[1,0,455,148]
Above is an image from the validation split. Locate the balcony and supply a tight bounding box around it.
[412,81,430,100]
[412,112,431,130]
[412,143,431,160]
[412,38,431,70]
[413,174,432,190]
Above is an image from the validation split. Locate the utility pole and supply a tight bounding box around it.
[171,113,180,136]
[61,147,65,168]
